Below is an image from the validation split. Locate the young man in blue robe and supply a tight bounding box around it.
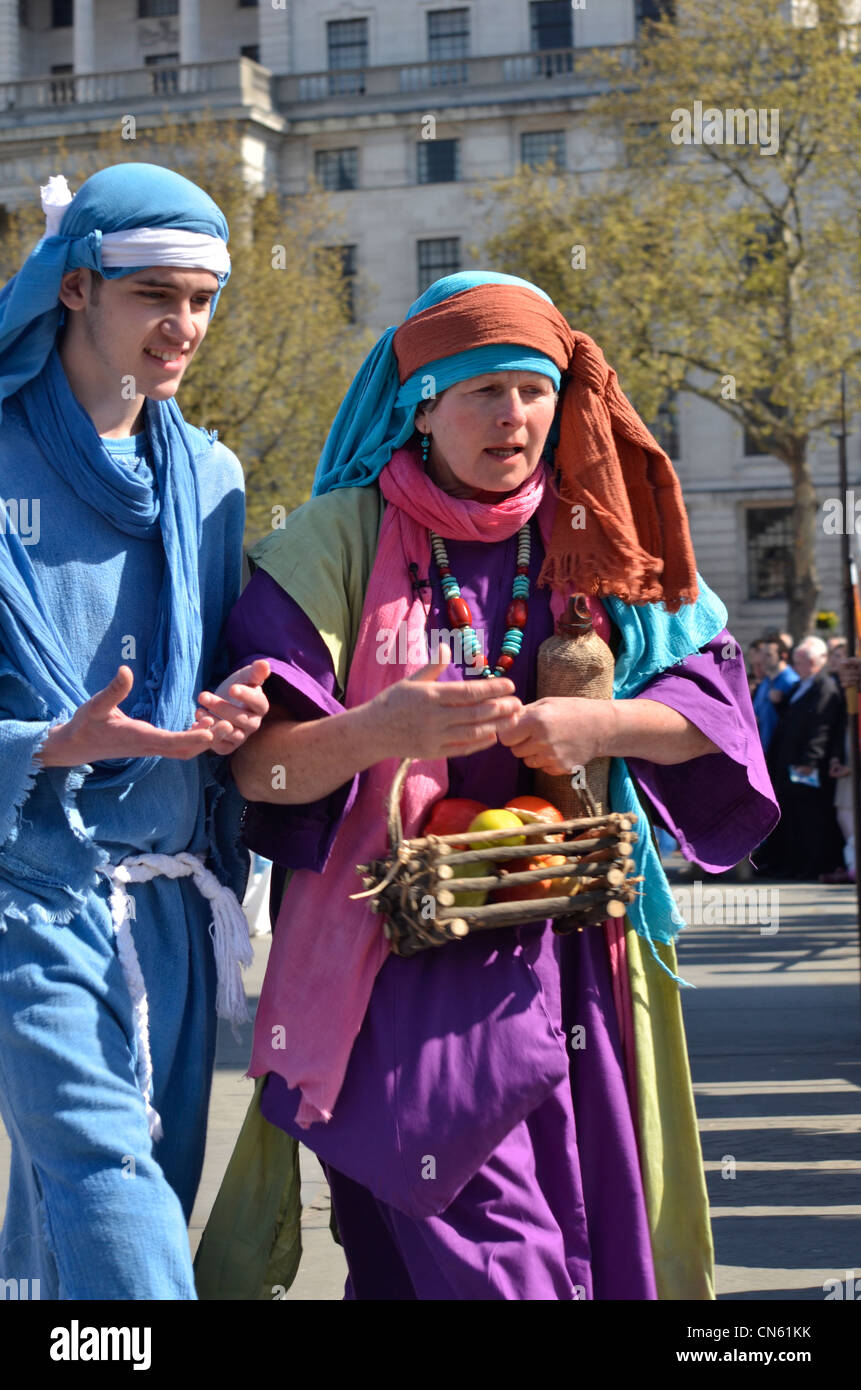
[0,163,268,1299]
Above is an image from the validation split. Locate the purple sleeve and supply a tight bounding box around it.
[225,568,359,872]
[626,629,779,872]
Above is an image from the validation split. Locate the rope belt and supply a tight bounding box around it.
[98,851,253,1141]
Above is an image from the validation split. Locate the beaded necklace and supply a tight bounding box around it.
[429,525,530,677]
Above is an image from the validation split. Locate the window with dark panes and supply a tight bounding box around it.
[145,53,180,95]
[138,0,179,16]
[315,148,359,192]
[49,62,74,103]
[335,244,357,323]
[529,0,573,50]
[239,0,259,7]
[418,237,461,294]
[635,0,676,30]
[427,8,470,60]
[417,139,460,184]
[746,508,793,601]
[240,44,260,61]
[521,130,565,169]
[327,18,368,69]
[650,393,679,460]
[51,0,72,26]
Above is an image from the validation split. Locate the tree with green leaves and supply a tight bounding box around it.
[0,116,373,542]
[480,0,861,638]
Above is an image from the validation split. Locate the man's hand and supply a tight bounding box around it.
[38,666,218,768]
[193,660,271,755]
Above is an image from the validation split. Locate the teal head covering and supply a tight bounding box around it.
[312,271,562,496]
[0,162,230,421]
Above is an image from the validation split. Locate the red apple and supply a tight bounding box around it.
[421,798,488,838]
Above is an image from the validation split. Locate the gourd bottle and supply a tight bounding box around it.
[534,594,614,819]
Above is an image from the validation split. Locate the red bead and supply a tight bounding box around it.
[470,652,487,672]
[496,653,516,671]
[447,595,472,628]
[438,567,451,577]
[506,599,528,628]
[516,565,529,575]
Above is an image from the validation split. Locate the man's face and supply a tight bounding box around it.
[61,266,218,404]
[761,642,781,675]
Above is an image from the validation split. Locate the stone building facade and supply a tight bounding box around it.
[0,0,856,642]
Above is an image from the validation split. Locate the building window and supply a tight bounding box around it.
[145,53,180,95]
[530,1,573,50]
[746,508,793,601]
[417,139,460,183]
[427,8,470,60]
[521,130,565,170]
[635,0,676,31]
[417,237,461,294]
[240,44,260,62]
[326,18,368,95]
[49,63,75,105]
[650,393,679,459]
[333,244,357,323]
[314,148,359,192]
[51,0,72,27]
[239,0,259,7]
[327,18,368,69]
[138,0,179,16]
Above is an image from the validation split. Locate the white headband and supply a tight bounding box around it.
[40,174,230,276]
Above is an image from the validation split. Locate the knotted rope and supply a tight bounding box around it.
[99,851,253,1140]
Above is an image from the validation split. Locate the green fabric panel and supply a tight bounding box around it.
[626,926,715,1300]
[248,487,385,699]
[194,1077,303,1301]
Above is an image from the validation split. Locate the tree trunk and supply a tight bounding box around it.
[785,440,819,642]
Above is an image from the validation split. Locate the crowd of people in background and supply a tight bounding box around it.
[748,632,852,883]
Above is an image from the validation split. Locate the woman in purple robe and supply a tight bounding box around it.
[201,271,778,1301]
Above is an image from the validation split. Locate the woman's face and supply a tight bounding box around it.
[416,370,558,500]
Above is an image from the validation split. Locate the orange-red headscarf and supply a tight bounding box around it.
[393,283,697,612]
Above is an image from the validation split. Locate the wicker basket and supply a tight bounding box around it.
[352,758,641,957]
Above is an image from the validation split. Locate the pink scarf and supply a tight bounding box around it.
[248,447,622,1126]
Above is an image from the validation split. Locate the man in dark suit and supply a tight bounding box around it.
[755,636,845,878]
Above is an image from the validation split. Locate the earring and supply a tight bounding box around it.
[420,433,431,463]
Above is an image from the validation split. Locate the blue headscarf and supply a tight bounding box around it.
[0,163,230,420]
[0,163,230,787]
[312,271,561,495]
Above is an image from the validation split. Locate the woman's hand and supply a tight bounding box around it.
[368,645,522,761]
[194,660,271,755]
[497,696,719,772]
[496,696,615,775]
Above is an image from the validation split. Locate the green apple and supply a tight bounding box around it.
[451,860,492,907]
[467,808,527,850]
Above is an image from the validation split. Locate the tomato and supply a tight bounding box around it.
[421,798,488,837]
[491,854,573,902]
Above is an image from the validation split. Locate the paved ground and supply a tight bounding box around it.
[674,864,861,1300]
[2,867,859,1301]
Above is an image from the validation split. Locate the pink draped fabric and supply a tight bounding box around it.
[249,449,549,1126]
